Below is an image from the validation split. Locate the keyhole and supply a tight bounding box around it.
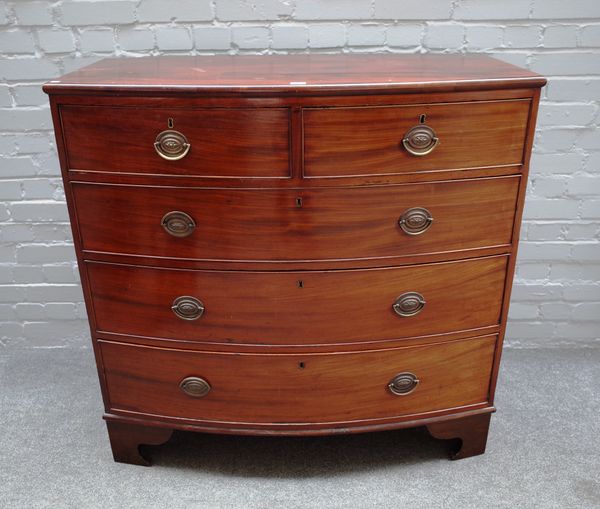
[296,197,303,208]
[297,280,304,288]
[168,118,174,128]
[419,114,426,124]
[299,362,305,369]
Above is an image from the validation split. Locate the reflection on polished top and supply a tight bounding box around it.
[43,53,546,94]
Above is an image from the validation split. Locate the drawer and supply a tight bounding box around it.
[88,256,507,345]
[100,335,495,424]
[73,176,519,263]
[303,100,530,177]
[59,105,290,177]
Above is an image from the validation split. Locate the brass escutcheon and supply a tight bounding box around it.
[398,207,434,235]
[171,296,205,320]
[161,211,196,238]
[154,129,191,161]
[179,376,211,398]
[402,124,439,156]
[388,372,420,396]
[393,292,426,317]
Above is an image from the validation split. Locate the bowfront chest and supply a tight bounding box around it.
[44,54,545,465]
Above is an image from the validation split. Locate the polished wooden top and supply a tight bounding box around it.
[44,53,545,96]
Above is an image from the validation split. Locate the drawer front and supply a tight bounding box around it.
[73,176,519,263]
[88,256,507,345]
[60,106,290,177]
[101,335,495,424]
[303,100,530,177]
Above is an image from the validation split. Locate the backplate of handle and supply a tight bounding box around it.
[398,207,433,235]
[388,372,420,396]
[171,296,204,320]
[393,292,426,317]
[154,129,191,161]
[402,124,439,156]
[161,211,196,237]
[180,376,211,398]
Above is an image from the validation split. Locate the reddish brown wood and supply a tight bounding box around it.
[87,256,507,345]
[95,329,501,354]
[304,100,530,177]
[489,87,544,404]
[47,97,115,413]
[46,87,537,110]
[72,176,519,265]
[52,89,539,188]
[69,163,523,190]
[78,246,512,272]
[105,420,173,466]
[104,407,495,437]
[100,336,495,425]
[43,55,545,465]
[290,105,303,181]
[60,105,290,177]
[43,54,545,96]
[426,412,492,460]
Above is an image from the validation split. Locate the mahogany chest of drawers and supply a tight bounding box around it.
[44,54,545,465]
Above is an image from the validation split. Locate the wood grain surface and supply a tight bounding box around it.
[87,256,507,345]
[100,335,495,424]
[72,176,519,264]
[42,54,545,458]
[60,105,290,176]
[427,412,492,460]
[43,54,545,96]
[303,100,530,177]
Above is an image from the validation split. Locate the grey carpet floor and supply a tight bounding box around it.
[0,347,599,509]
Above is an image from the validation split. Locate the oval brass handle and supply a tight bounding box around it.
[171,296,204,320]
[398,207,433,235]
[388,372,420,396]
[154,129,191,161]
[161,211,196,237]
[180,376,211,398]
[393,292,426,317]
[402,124,439,156]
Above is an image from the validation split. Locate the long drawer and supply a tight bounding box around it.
[73,176,519,263]
[87,256,507,345]
[303,100,530,177]
[100,335,495,424]
[60,105,290,177]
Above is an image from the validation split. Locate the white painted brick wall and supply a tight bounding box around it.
[0,0,599,349]
[37,29,76,54]
[271,25,308,49]
[155,27,193,51]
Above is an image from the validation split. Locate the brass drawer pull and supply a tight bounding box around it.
[171,296,204,320]
[161,211,196,237]
[398,207,433,235]
[388,372,419,396]
[402,124,439,156]
[180,376,211,398]
[393,292,426,317]
[154,129,191,161]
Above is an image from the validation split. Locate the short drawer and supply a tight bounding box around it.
[73,176,519,263]
[303,100,530,177]
[88,256,507,345]
[100,335,495,424]
[60,105,290,177]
